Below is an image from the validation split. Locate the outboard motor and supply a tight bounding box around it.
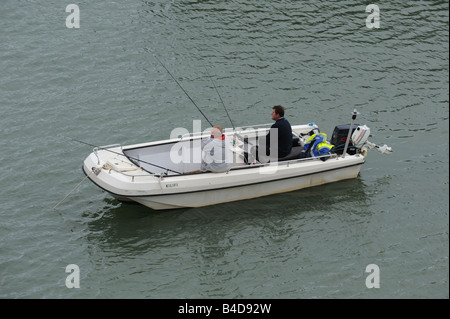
[330,124,360,155]
[331,110,393,156]
[332,123,392,155]
[351,125,371,147]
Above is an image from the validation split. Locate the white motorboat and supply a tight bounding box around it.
[81,114,392,210]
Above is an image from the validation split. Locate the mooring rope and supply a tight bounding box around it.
[53,171,91,210]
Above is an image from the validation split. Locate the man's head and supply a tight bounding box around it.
[271,105,285,121]
[211,125,223,138]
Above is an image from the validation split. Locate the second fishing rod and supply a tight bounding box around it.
[147,49,236,132]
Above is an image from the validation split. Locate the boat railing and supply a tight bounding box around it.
[280,153,339,166]
[93,144,123,165]
[105,152,344,181]
[181,131,212,140]
[105,165,159,182]
[232,123,273,131]
[180,123,274,140]
[228,153,340,171]
[95,143,123,149]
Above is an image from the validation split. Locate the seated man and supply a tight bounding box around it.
[252,105,292,162]
[200,125,233,173]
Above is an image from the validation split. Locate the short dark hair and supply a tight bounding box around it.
[273,105,285,117]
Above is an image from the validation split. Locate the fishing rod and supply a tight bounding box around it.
[64,136,182,175]
[203,66,235,131]
[147,49,214,127]
[342,109,359,158]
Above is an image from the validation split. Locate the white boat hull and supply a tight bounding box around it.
[129,162,363,209]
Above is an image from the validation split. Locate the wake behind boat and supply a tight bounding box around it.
[81,115,392,210]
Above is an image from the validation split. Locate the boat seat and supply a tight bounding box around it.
[244,145,304,164]
[277,145,304,162]
[244,134,302,147]
[292,135,301,147]
[243,134,304,164]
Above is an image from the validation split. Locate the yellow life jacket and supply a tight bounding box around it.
[304,133,334,157]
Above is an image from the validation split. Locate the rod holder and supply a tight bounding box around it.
[342,109,359,158]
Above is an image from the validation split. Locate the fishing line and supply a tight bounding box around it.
[203,66,235,130]
[147,49,214,127]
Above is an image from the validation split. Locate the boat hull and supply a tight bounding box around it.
[129,162,363,210]
[83,150,364,210]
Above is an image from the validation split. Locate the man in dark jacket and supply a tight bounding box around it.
[264,105,292,159]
